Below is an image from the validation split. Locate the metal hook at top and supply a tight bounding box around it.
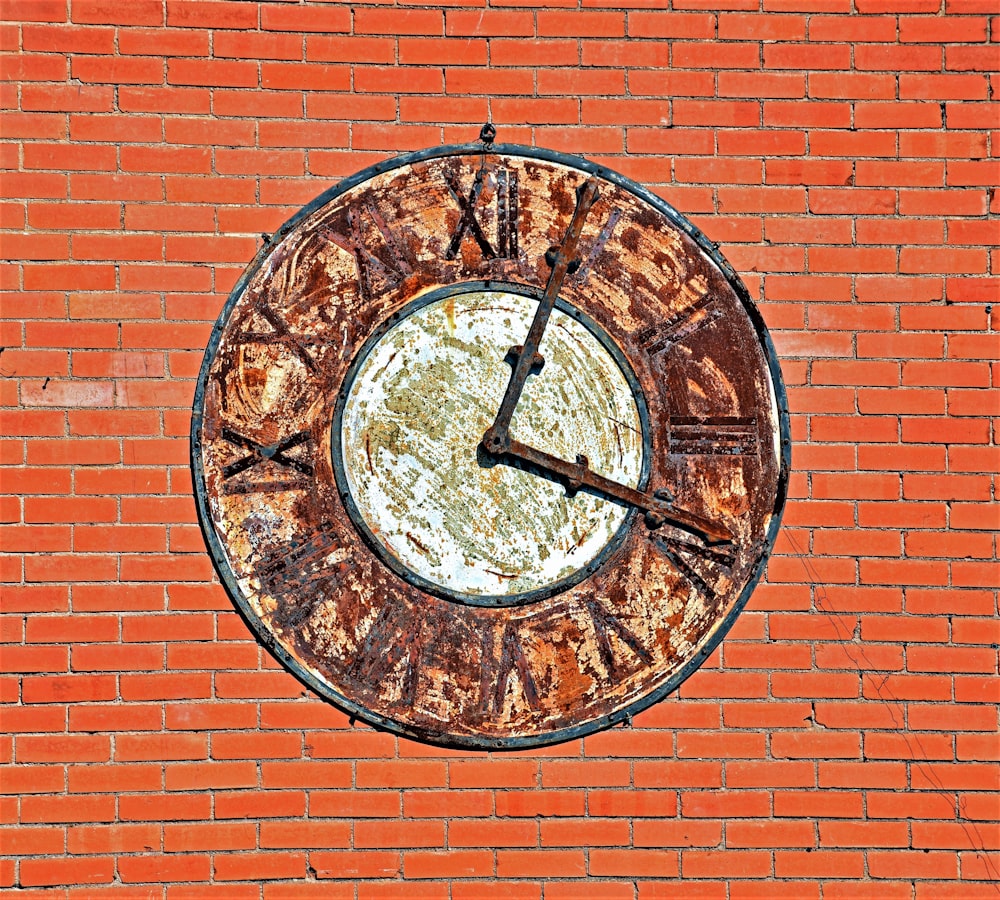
[479,122,497,145]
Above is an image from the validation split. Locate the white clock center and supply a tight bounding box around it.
[336,286,645,603]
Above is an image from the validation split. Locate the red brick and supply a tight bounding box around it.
[162,821,256,853]
[114,27,205,57]
[21,793,115,824]
[682,849,771,879]
[677,790,767,821]
[676,732,766,759]
[2,0,66,22]
[772,731,861,760]
[678,671,768,699]
[305,33,393,64]
[70,55,162,87]
[354,8,442,36]
[908,645,997,674]
[497,849,585,879]
[728,820,816,848]
[869,850,960,880]
[69,761,161,794]
[910,701,997,732]
[258,820,352,850]
[448,819,537,849]
[19,855,115,887]
[537,9,624,37]
[355,820,444,850]
[915,821,1000,854]
[257,760,351,790]
[4,6,998,890]
[214,789,304,822]
[590,848,678,877]
[952,616,1000,646]
[674,99,760,127]
[0,644,69,675]
[495,791,586,818]
[3,825,65,856]
[866,732,954,762]
[545,885,632,900]
[258,4,347,34]
[634,819,723,849]
[303,851,398,881]
[0,53,68,82]
[307,787,401,824]
[634,761,723,789]
[353,761,444,790]
[403,849,494,879]
[577,789,676,818]
[721,12,806,39]
[776,850,865,879]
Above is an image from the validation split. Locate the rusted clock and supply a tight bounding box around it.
[192,131,790,749]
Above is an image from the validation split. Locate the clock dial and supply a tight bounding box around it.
[192,143,789,749]
[334,284,646,605]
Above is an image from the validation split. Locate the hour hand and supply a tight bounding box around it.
[482,436,732,546]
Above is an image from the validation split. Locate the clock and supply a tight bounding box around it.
[191,133,790,749]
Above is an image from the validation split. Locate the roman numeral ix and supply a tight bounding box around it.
[220,428,313,494]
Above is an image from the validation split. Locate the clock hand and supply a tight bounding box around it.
[484,437,733,546]
[482,176,601,455]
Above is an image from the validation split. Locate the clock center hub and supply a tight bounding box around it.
[333,284,647,606]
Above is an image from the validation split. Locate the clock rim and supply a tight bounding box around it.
[190,141,792,751]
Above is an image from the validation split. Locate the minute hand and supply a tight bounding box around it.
[482,177,601,454]
[499,438,733,546]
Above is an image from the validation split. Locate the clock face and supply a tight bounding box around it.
[192,143,790,749]
[334,284,647,605]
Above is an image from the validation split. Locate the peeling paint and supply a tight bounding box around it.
[338,288,643,600]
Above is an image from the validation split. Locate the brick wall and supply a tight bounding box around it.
[2,0,998,896]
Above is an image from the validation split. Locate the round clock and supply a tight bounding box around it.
[191,134,790,749]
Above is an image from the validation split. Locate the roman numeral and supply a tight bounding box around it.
[323,202,412,302]
[256,526,346,622]
[637,283,717,356]
[350,603,422,707]
[222,478,309,496]
[444,167,519,261]
[495,167,519,260]
[242,303,320,375]
[572,206,622,284]
[670,416,758,456]
[480,621,540,715]
[651,533,735,603]
[582,595,652,681]
[220,428,314,482]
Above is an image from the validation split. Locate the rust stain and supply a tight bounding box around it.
[444,295,456,333]
[406,531,431,555]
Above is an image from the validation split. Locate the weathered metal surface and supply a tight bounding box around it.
[191,142,790,749]
[336,286,644,603]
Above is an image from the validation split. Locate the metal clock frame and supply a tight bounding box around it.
[191,139,792,750]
